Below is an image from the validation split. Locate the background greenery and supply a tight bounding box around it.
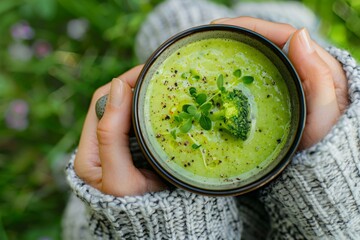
[0,0,359,239]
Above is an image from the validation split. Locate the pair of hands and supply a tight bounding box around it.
[74,17,348,197]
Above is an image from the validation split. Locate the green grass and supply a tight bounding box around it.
[0,0,358,239]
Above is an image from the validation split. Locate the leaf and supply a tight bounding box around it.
[200,102,212,114]
[195,94,207,105]
[191,75,200,81]
[192,144,201,149]
[174,115,182,123]
[233,69,242,78]
[199,115,212,130]
[182,104,191,113]
[217,74,224,91]
[194,112,201,120]
[179,118,193,133]
[190,69,200,81]
[171,130,177,139]
[187,105,197,116]
[189,87,197,96]
[179,112,192,119]
[242,76,254,84]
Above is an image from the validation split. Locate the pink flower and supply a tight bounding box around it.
[5,99,29,131]
[33,40,52,58]
[11,21,35,40]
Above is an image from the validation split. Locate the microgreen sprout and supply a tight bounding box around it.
[217,74,225,92]
[174,87,213,132]
[192,144,201,149]
[170,129,177,139]
[173,70,253,141]
[242,76,254,84]
[233,69,242,78]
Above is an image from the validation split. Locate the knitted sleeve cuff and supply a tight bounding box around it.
[261,47,360,239]
[65,152,242,239]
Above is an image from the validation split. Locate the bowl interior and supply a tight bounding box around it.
[133,25,305,195]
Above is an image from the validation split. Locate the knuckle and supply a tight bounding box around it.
[283,23,296,30]
[96,121,115,146]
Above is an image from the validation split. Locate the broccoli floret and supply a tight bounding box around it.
[220,89,251,140]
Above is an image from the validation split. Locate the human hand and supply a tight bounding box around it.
[74,65,167,197]
[212,17,348,149]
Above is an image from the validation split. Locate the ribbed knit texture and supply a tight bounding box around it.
[63,0,360,239]
[135,0,235,63]
[135,0,323,63]
[64,152,242,239]
[261,47,360,239]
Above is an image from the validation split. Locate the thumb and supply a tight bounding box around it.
[288,28,340,149]
[97,77,167,196]
[98,77,132,147]
[97,77,143,195]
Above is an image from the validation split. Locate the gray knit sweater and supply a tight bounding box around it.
[63,1,360,239]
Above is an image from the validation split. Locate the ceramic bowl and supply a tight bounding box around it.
[132,25,305,196]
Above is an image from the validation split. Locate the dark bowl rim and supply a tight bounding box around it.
[133,24,306,196]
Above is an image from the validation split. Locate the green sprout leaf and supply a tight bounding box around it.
[179,118,193,133]
[233,69,242,78]
[174,115,182,123]
[242,76,254,84]
[200,102,212,114]
[187,105,197,116]
[192,144,201,149]
[191,75,200,81]
[194,112,201,120]
[171,130,177,139]
[195,93,207,105]
[217,74,224,91]
[182,104,191,113]
[189,87,197,96]
[199,115,212,130]
[179,112,192,119]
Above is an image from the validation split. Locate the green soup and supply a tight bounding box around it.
[144,38,291,182]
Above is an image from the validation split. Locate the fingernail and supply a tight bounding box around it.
[282,33,294,56]
[211,17,231,24]
[95,94,108,120]
[109,77,124,107]
[298,28,315,54]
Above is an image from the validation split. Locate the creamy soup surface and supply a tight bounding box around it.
[144,38,291,182]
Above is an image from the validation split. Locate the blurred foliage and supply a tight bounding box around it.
[303,0,360,60]
[0,0,358,239]
[0,0,163,239]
